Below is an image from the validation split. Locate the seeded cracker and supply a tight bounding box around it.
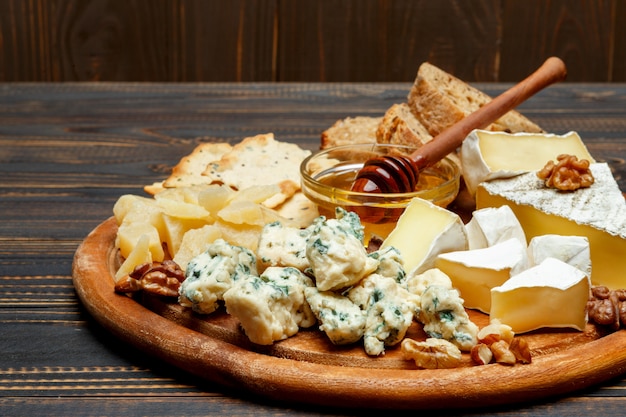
[202,133,311,207]
[275,191,320,229]
[144,142,234,195]
[164,142,234,188]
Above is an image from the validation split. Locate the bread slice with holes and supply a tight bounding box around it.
[407,62,544,137]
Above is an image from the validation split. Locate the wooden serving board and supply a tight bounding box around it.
[72,217,626,410]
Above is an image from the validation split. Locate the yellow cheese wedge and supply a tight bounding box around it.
[115,221,165,262]
[490,258,590,333]
[382,198,467,275]
[477,163,626,289]
[114,234,152,282]
[461,130,595,195]
[435,238,528,313]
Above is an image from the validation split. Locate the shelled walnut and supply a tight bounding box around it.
[471,320,532,366]
[401,338,462,369]
[537,154,594,191]
[115,260,185,297]
[587,286,626,330]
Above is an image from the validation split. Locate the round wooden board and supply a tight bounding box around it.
[72,217,626,410]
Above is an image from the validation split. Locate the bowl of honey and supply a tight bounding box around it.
[300,143,461,242]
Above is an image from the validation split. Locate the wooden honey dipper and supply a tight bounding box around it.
[351,57,568,194]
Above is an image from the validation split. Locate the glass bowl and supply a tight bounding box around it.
[300,143,461,242]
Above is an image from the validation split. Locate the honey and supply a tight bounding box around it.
[301,148,460,244]
[316,164,448,195]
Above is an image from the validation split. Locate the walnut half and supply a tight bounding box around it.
[587,285,626,330]
[115,260,185,297]
[537,154,594,191]
[401,338,462,369]
[471,319,531,366]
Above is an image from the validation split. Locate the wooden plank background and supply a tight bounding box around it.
[0,0,623,83]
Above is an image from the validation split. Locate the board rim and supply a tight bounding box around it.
[71,217,626,410]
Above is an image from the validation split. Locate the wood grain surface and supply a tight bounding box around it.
[1,0,624,82]
[2,82,626,416]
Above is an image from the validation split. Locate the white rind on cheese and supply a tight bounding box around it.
[381,198,467,275]
[461,130,595,195]
[490,258,590,333]
[466,205,527,250]
[435,238,528,313]
[477,163,626,289]
[528,235,591,278]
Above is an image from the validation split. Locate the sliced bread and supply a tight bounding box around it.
[376,103,433,147]
[320,116,381,149]
[407,62,544,137]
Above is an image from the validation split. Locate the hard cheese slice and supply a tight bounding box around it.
[461,130,595,195]
[490,258,590,333]
[477,162,626,289]
[382,198,467,275]
[434,238,528,313]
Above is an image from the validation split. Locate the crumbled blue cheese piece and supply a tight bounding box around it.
[406,268,453,299]
[406,268,478,351]
[419,284,478,351]
[257,221,312,271]
[348,274,419,356]
[178,239,257,314]
[304,287,366,345]
[368,246,406,284]
[223,266,316,345]
[306,208,378,291]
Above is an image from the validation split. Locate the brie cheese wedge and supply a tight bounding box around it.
[490,258,590,333]
[528,234,591,278]
[465,205,527,250]
[382,198,467,275]
[461,130,594,195]
[477,163,626,289]
[435,238,528,313]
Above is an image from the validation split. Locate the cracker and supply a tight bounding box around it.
[202,133,311,203]
[144,181,165,196]
[162,142,233,188]
[275,191,320,228]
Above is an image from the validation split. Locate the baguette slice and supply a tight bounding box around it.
[321,116,381,149]
[407,62,544,137]
[376,103,433,147]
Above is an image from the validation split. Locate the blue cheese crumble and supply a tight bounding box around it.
[178,239,257,314]
[175,207,480,360]
[369,246,407,284]
[223,266,316,345]
[257,221,312,271]
[306,208,378,291]
[348,273,419,356]
[412,269,479,351]
[304,287,366,345]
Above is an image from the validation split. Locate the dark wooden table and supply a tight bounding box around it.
[2,82,626,417]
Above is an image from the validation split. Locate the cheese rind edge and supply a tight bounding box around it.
[476,163,626,289]
[490,258,590,333]
[461,130,595,195]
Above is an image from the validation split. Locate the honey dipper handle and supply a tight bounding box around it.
[410,56,567,169]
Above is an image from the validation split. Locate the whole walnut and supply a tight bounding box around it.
[537,154,594,191]
[115,260,185,297]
